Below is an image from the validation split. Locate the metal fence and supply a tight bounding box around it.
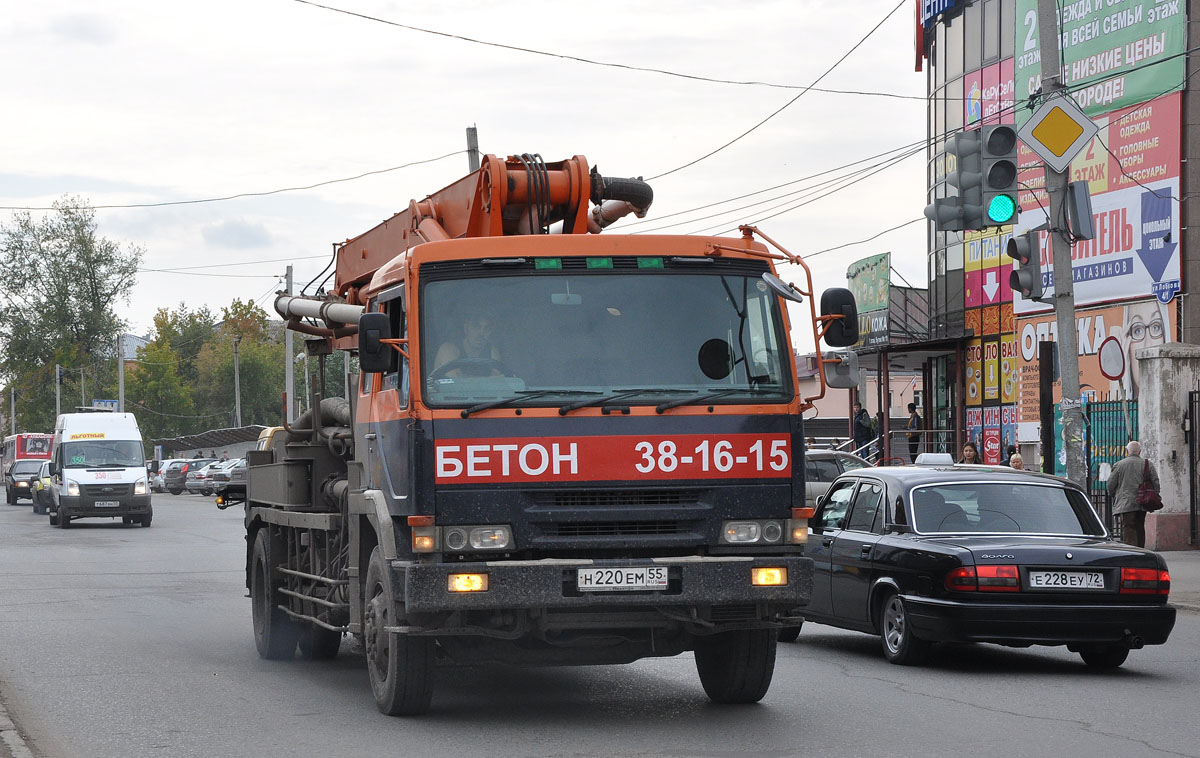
[1084,400,1138,537]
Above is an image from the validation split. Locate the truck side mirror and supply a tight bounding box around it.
[823,350,860,389]
[820,288,859,347]
[50,461,60,476]
[358,312,393,374]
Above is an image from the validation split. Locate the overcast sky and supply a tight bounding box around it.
[1,0,928,348]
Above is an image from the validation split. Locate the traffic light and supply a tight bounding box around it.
[924,130,983,231]
[1007,229,1044,300]
[980,124,1019,227]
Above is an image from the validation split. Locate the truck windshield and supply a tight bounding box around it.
[420,267,792,407]
[62,440,145,468]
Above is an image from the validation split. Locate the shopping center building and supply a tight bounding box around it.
[873,0,1197,548]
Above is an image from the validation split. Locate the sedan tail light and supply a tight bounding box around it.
[945,565,1020,592]
[1119,567,1171,596]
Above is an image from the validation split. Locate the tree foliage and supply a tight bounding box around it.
[0,197,141,430]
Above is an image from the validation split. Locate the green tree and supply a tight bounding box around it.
[151,305,218,384]
[0,197,141,430]
[124,340,198,440]
[193,299,285,427]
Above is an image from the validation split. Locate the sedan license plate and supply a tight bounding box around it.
[94,500,120,508]
[1029,570,1104,589]
[577,566,668,592]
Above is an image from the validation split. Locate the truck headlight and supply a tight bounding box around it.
[721,520,784,544]
[134,478,148,495]
[469,527,511,550]
[67,480,80,496]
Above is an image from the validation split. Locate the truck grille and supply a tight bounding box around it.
[541,520,690,537]
[82,483,134,497]
[710,605,759,623]
[530,489,700,508]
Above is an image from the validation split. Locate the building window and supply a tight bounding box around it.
[983,0,1000,63]
[964,1,982,73]
[1000,0,1014,58]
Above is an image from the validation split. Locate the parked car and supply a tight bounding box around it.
[164,459,215,496]
[211,458,246,494]
[5,459,42,504]
[779,464,1176,669]
[804,449,869,507]
[32,461,52,514]
[151,459,183,493]
[186,459,235,496]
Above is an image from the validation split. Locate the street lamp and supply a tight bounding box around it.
[294,352,312,414]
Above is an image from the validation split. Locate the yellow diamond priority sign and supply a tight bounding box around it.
[1017,93,1098,173]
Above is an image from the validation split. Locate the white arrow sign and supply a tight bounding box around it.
[982,270,999,302]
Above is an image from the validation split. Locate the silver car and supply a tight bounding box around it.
[805,450,870,507]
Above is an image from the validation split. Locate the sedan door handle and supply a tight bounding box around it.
[822,538,834,547]
[859,544,873,555]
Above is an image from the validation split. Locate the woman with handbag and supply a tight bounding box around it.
[1106,441,1162,548]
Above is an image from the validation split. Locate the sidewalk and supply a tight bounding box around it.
[1162,549,1200,612]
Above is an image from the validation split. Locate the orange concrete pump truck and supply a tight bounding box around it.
[232,153,860,716]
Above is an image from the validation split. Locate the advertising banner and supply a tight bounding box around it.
[966,339,983,407]
[965,58,1016,126]
[846,253,890,313]
[1015,298,1176,422]
[1015,0,1187,119]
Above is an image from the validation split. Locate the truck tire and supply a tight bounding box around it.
[6,487,14,505]
[364,548,434,716]
[693,629,777,704]
[298,626,343,660]
[48,508,58,526]
[140,510,153,528]
[250,529,299,660]
[59,511,71,529]
[777,622,803,643]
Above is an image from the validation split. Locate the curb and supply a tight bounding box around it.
[0,702,33,758]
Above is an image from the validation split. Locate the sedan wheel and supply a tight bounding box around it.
[880,593,928,665]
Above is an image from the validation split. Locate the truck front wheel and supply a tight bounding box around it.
[693,629,777,704]
[364,548,433,716]
[250,529,299,660]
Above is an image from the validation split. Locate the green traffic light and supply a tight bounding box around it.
[987,194,1016,223]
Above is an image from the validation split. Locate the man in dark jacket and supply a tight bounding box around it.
[852,401,873,455]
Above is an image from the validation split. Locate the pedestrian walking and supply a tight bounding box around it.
[958,442,981,464]
[852,402,873,456]
[1107,440,1159,548]
[905,403,922,463]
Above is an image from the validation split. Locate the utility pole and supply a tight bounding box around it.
[285,265,296,424]
[9,386,14,435]
[466,125,480,172]
[1036,0,1086,486]
[117,335,125,412]
[55,364,61,418]
[80,368,85,408]
[233,336,243,427]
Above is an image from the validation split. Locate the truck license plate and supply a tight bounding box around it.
[1028,570,1104,589]
[94,500,120,508]
[577,566,668,592]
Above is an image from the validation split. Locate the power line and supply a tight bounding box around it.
[142,254,327,273]
[292,0,930,100]
[803,218,925,259]
[648,0,906,180]
[0,150,464,211]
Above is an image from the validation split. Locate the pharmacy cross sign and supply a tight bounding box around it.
[1016,93,1099,174]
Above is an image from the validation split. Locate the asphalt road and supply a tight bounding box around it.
[1,494,1198,758]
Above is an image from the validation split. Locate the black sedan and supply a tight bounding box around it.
[779,465,1176,669]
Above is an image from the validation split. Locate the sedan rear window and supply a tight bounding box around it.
[911,483,1100,535]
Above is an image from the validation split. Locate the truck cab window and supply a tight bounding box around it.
[381,288,408,406]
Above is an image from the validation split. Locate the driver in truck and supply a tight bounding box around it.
[433,308,503,377]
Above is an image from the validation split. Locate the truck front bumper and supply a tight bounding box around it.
[400,555,812,615]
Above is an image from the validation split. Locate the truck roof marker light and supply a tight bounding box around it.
[752,567,787,586]
[586,257,613,269]
[535,258,562,270]
[637,257,664,269]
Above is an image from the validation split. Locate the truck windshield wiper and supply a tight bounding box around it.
[558,388,692,415]
[460,389,601,418]
[655,387,783,414]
